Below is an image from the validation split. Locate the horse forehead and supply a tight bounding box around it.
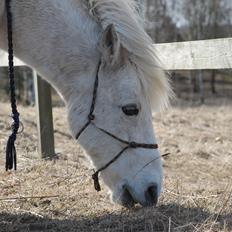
[110,77,142,103]
[108,62,140,86]
[99,69,142,103]
[117,67,141,92]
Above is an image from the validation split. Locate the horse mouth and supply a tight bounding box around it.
[119,185,136,208]
[119,184,159,208]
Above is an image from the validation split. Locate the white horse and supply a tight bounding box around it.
[0,0,171,207]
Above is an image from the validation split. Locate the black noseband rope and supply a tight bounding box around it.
[75,61,159,192]
[5,0,20,171]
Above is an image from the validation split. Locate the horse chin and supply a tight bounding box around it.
[110,183,158,208]
[111,185,160,208]
[110,187,136,208]
[110,188,135,208]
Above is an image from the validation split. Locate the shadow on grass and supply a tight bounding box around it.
[0,204,231,232]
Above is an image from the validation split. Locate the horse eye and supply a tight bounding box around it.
[122,104,139,116]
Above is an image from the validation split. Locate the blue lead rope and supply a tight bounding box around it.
[5,0,20,171]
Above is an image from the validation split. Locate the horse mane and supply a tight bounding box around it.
[87,0,172,111]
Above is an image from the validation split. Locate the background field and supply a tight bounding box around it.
[1,0,232,231]
[0,95,231,232]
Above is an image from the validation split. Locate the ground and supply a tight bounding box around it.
[0,96,232,232]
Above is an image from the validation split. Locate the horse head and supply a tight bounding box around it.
[67,23,170,207]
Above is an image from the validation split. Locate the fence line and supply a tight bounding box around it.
[1,38,232,69]
[155,38,232,70]
[0,37,232,158]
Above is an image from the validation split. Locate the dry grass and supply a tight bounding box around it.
[0,96,232,232]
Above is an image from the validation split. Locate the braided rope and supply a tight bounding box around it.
[5,0,20,171]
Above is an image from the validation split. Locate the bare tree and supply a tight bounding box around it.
[180,0,231,102]
[207,0,232,94]
[145,0,176,43]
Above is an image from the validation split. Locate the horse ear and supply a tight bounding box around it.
[100,24,123,67]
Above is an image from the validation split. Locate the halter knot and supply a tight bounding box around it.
[88,114,95,121]
[129,142,137,148]
[11,119,20,132]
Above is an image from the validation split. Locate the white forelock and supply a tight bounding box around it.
[86,0,173,111]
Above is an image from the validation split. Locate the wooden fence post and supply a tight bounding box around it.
[33,70,55,159]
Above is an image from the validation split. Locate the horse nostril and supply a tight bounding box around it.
[121,185,135,208]
[145,184,158,206]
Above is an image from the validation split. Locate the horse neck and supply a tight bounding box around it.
[0,0,101,102]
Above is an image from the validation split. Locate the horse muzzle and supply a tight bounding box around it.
[119,183,159,208]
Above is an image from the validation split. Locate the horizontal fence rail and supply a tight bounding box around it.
[1,38,232,69]
[0,38,231,158]
[155,38,232,70]
[0,49,25,66]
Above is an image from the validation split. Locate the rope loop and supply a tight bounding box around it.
[17,121,24,134]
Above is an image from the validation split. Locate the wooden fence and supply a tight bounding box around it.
[0,38,232,158]
[0,50,55,158]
